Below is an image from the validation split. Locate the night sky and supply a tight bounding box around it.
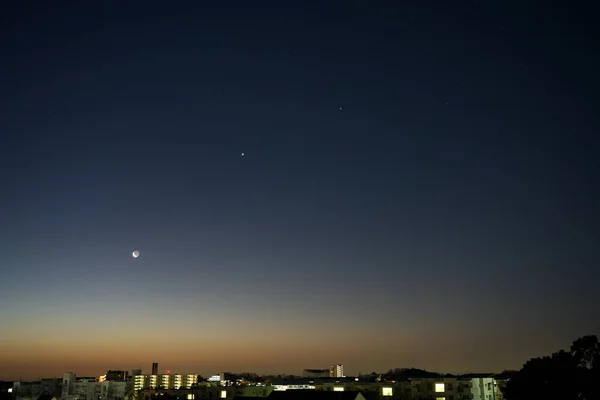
[1,0,599,380]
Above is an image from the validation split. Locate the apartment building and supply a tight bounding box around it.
[13,374,127,400]
[62,373,127,400]
[132,374,198,391]
[329,365,344,378]
[400,376,499,400]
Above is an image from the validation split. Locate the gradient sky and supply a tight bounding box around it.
[1,0,599,381]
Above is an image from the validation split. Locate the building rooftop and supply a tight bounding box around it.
[268,391,365,400]
[456,374,496,379]
[270,378,358,385]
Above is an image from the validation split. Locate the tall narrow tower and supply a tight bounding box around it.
[152,363,158,375]
[62,373,76,398]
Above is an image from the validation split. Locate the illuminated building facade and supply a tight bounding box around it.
[97,371,128,382]
[132,374,198,391]
[403,377,499,400]
[329,365,344,378]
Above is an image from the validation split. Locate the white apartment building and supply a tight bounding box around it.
[132,374,198,391]
[329,365,344,378]
[401,376,499,400]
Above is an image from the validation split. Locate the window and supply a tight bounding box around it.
[220,391,227,399]
[333,387,344,392]
[435,383,445,393]
[382,387,393,397]
[436,398,445,400]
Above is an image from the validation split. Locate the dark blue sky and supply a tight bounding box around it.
[1,0,599,379]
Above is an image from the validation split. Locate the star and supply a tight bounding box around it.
[241,152,244,156]
[339,107,343,110]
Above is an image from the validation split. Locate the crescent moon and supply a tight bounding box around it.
[132,251,140,258]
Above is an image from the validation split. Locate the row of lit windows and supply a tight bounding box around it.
[134,375,198,381]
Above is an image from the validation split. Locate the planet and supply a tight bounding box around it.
[132,250,140,258]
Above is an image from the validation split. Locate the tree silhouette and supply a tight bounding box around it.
[504,335,599,400]
[383,368,442,381]
[571,335,600,369]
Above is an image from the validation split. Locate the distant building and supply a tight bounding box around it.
[40,379,62,398]
[302,370,330,378]
[329,365,344,378]
[133,387,236,400]
[131,370,142,377]
[235,386,275,398]
[97,371,128,383]
[132,374,198,390]
[267,391,367,400]
[12,379,62,400]
[151,364,158,376]
[400,376,499,400]
[270,378,315,391]
[56,373,126,400]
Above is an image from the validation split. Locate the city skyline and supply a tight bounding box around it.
[2,0,599,382]
[0,338,570,381]
[1,364,494,382]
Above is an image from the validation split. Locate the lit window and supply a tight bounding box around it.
[220,391,227,399]
[187,395,194,400]
[382,387,393,396]
[436,398,445,400]
[435,383,445,393]
[333,387,344,392]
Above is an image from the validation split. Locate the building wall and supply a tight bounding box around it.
[470,378,497,400]
[325,382,383,392]
[398,377,499,400]
[139,388,235,400]
[12,377,127,400]
[235,386,274,397]
[57,374,127,400]
[12,379,62,400]
[132,375,198,391]
[62,373,76,399]
[329,365,344,378]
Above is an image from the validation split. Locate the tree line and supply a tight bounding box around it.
[503,335,599,400]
